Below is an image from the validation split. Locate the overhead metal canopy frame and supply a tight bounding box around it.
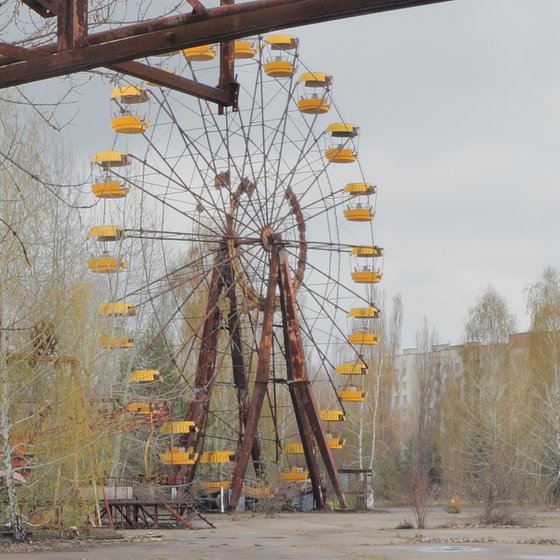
[1,0,453,108]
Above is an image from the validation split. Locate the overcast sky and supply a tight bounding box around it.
[23,0,560,349]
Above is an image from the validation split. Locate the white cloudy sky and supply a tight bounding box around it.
[19,0,560,348]
[297,0,560,347]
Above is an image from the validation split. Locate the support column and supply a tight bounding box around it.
[181,259,224,482]
[229,251,279,509]
[277,250,347,509]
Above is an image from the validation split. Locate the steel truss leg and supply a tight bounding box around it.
[277,250,347,509]
[181,258,224,483]
[222,261,265,478]
[229,251,279,508]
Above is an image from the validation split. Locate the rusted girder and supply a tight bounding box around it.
[278,249,347,510]
[21,0,57,17]
[229,251,279,509]
[2,0,453,90]
[57,0,88,50]
[181,259,224,483]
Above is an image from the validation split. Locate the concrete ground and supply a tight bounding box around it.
[2,506,560,559]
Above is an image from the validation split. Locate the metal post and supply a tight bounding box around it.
[229,250,279,509]
[278,250,347,509]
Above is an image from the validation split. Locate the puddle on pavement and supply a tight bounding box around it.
[411,545,488,553]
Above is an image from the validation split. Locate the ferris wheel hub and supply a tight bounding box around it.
[260,226,280,252]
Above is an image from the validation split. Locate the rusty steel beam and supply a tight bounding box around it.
[185,0,208,16]
[218,0,235,114]
[222,260,265,478]
[2,0,453,89]
[57,0,88,50]
[278,249,347,510]
[180,259,224,483]
[229,251,279,510]
[21,0,57,17]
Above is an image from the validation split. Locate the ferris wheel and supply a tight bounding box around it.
[86,33,383,510]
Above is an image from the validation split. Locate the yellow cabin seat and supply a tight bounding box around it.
[265,34,298,50]
[338,387,368,402]
[344,206,373,222]
[98,302,137,317]
[280,466,310,483]
[348,306,380,319]
[320,410,346,422]
[264,59,296,78]
[91,181,131,199]
[199,450,235,464]
[200,480,230,492]
[298,96,330,114]
[87,225,124,242]
[130,369,161,383]
[111,85,150,104]
[160,421,197,434]
[335,363,368,375]
[351,246,384,258]
[234,40,258,59]
[326,122,359,138]
[347,331,380,346]
[327,433,346,449]
[282,442,304,454]
[91,151,131,169]
[100,335,133,349]
[344,182,377,195]
[351,268,382,284]
[111,115,150,134]
[325,147,357,163]
[87,256,126,273]
[183,45,216,61]
[160,447,198,465]
[298,72,332,88]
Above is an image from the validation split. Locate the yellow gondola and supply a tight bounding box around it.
[327,433,346,449]
[320,410,346,422]
[160,447,198,465]
[325,147,357,163]
[100,335,134,349]
[263,59,296,78]
[298,95,330,114]
[347,331,380,346]
[243,485,273,498]
[126,401,167,414]
[98,302,137,316]
[91,181,132,199]
[344,205,373,221]
[200,480,230,491]
[87,225,124,242]
[130,369,161,383]
[234,40,258,59]
[91,151,131,169]
[110,85,150,104]
[160,421,197,434]
[335,363,368,375]
[182,45,217,61]
[111,115,150,135]
[282,442,304,454]
[344,182,377,195]
[348,306,380,319]
[326,122,359,138]
[351,246,383,258]
[280,466,310,483]
[264,34,298,50]
[338,387,368,402]
[87,256,127,273]
[199,450,235,464]
[298,72,332,88]
[351,267,382,284]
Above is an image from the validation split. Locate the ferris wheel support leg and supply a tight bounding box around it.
[229,252,279,510]
[181,260,225,483]
[218,0,238,114]
[278,250,348,510]
[223,262,265,479]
